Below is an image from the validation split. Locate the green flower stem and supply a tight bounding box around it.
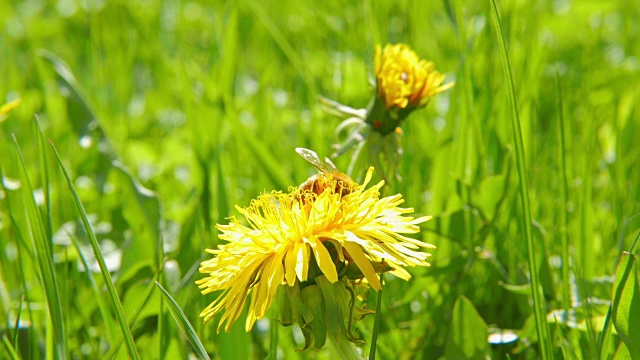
[328,334,362,360]
[368,274,384,360]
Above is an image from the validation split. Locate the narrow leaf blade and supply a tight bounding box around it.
[9,136,66,359]
[49,141,140,360]
[155,282,211,360]
[489,1,553,358]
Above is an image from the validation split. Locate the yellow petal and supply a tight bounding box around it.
[284,244,298,286]
[361,167,376,188]
[295,241,309,281]
[309,236,338,283]
[343,240,381,291]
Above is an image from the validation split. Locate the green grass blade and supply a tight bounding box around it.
[105,267,164,360]
[11,295,24,348]
[154,282,211,360]
[5,212,40,359]
[3,335,20,360]
[598,306,614,360]
[572,257,598,355]
[46,312,54,360]
[489,1,553,359]
[35,116,62,360]
[631,230,639,254]
[10,136,66,359]
[198,157,213,238]
[12,295,24,349]
[555,73,571,311]
[216,150,230,222]
[66,231,117,345]
[49,141,140,360]
[34,116,53,247]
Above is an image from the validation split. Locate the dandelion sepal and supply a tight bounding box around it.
[316,275,343,338]
[365,94,413,135]
[278,277,373,351]
[300,284,327,350]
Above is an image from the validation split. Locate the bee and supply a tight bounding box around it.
[295,148,357,197]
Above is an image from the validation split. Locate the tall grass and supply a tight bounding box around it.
[490,1,552,357]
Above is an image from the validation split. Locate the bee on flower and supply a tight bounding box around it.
[196,148,434,350]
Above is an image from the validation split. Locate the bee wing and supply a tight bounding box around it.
[296,147,330,173]
[323,157,339,172]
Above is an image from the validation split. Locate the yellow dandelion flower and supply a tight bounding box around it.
[374,43,453,109]
[197,167,434,333]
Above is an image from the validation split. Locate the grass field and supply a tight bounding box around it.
[1,0,640,359]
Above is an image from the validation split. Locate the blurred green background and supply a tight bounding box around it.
[1,0,639,358]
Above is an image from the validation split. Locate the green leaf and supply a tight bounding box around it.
[472,172,509,220]
[611,252,640,358]
[445,296,488,360]
[49,141,140,360]
[155,282,211,360]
